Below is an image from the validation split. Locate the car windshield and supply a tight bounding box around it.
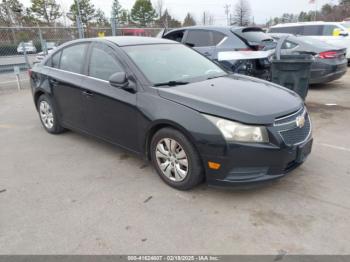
[122,44,226,85]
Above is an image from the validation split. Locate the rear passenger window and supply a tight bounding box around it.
[60,44,87,74]
[269,26,302,34]
[185,30,212,47]
[212,32,226,45]
[322,25,339,36]
[89,46,124,81]
[302,25,322,36]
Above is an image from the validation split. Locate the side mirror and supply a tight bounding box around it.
[340,31,349,37]
[109,72,129,88]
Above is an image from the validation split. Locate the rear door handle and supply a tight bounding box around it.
[82,90,93,97]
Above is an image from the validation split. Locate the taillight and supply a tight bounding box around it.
[28,68,32,77]
[318,51,338,59]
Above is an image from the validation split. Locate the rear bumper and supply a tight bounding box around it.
[310,61,347,84]
[203,137,313,187]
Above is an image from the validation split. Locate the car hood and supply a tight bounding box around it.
[157,75,303,125]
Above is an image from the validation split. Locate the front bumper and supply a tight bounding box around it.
[203,137,313,187]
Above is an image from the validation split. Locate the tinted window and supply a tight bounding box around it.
[212,31,226,45]
[89,46,124,81]
[60,44,87,73]
[234,29,272,43]
[164,30,185,42]
[123,44,226,84]
[51,51,61,68]
[269,26,302,34]
[322,25,339,36]
[185,30,212,47]
[302,25,323,36]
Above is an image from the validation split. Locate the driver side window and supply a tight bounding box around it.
[89,45,124,81]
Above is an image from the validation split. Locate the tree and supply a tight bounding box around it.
[30,0,62,25]
[111,0,122,20]
[94,8,109,26]
[183,12,196,26]
[0,0,24,26]
[131,0,157,26]
[156,9,180,27]
[119,9,130,25]
[154,0,164,17]
[232,0,251,26]
[69,0,96,26]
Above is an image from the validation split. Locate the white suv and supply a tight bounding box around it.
[268,22,350,61]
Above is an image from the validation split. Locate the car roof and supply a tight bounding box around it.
[271,21,344,27]
[103,36,175,46]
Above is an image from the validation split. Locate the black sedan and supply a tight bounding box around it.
[270,33,348,84]
[29,37,312,190]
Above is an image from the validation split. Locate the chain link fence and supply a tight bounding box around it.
[0,26,164,73]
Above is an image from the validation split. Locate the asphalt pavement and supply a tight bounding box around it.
[0,72,350,254]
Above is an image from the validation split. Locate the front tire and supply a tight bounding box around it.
[37,94,65,134]
[150,128,203,190]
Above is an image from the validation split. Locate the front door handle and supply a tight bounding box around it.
[82,90,93,97]
[203,52,211,57]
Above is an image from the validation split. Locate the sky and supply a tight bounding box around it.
[21,0,338,24]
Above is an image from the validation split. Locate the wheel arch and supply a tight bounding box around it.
[144,120,206,180]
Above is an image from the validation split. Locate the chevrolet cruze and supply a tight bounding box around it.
[29,37,313,190]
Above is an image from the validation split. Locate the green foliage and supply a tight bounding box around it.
[111,0,122,19]
[93,8,109,26]
[0,0,25,26]
[183,13,196,26]
[130,0,156,26]
[156,9,181,27]
[69,0,96,25]
[119,9,130,25]
[30,0,62,24]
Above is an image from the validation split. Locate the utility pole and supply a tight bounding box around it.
[203,11,206,25]
[75,0,84,38]
[224,4,230,26]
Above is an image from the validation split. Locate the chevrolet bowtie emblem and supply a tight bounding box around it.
[296,115,305,128]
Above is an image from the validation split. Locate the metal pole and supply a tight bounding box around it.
[75,0,84,38]
[21,42,31,69]
[37,25,47,55]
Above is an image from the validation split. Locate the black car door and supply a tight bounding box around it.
[81,42,139,152]
[49,43,89,131]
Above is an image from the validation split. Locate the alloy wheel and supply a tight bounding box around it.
[155,138,189,182]
[39,100,54,129]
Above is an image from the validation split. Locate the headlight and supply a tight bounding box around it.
[204,114,269,143]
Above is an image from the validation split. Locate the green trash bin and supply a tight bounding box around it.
[271,54,313,100]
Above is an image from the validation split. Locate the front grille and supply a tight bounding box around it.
[274,107,312,146]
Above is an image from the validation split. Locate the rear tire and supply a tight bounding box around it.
[150,128,203,190]
[37,94,65,134]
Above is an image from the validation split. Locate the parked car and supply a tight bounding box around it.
[17,41,37,54]
[161,26,276,80]
[29,37,312,190]
[34,48,55,64]
[268,22,350,62]
[45,41,57,50]
[270,33,347,84]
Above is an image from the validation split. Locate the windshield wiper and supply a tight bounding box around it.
[207,75,225,80]
[153,80,189,87]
